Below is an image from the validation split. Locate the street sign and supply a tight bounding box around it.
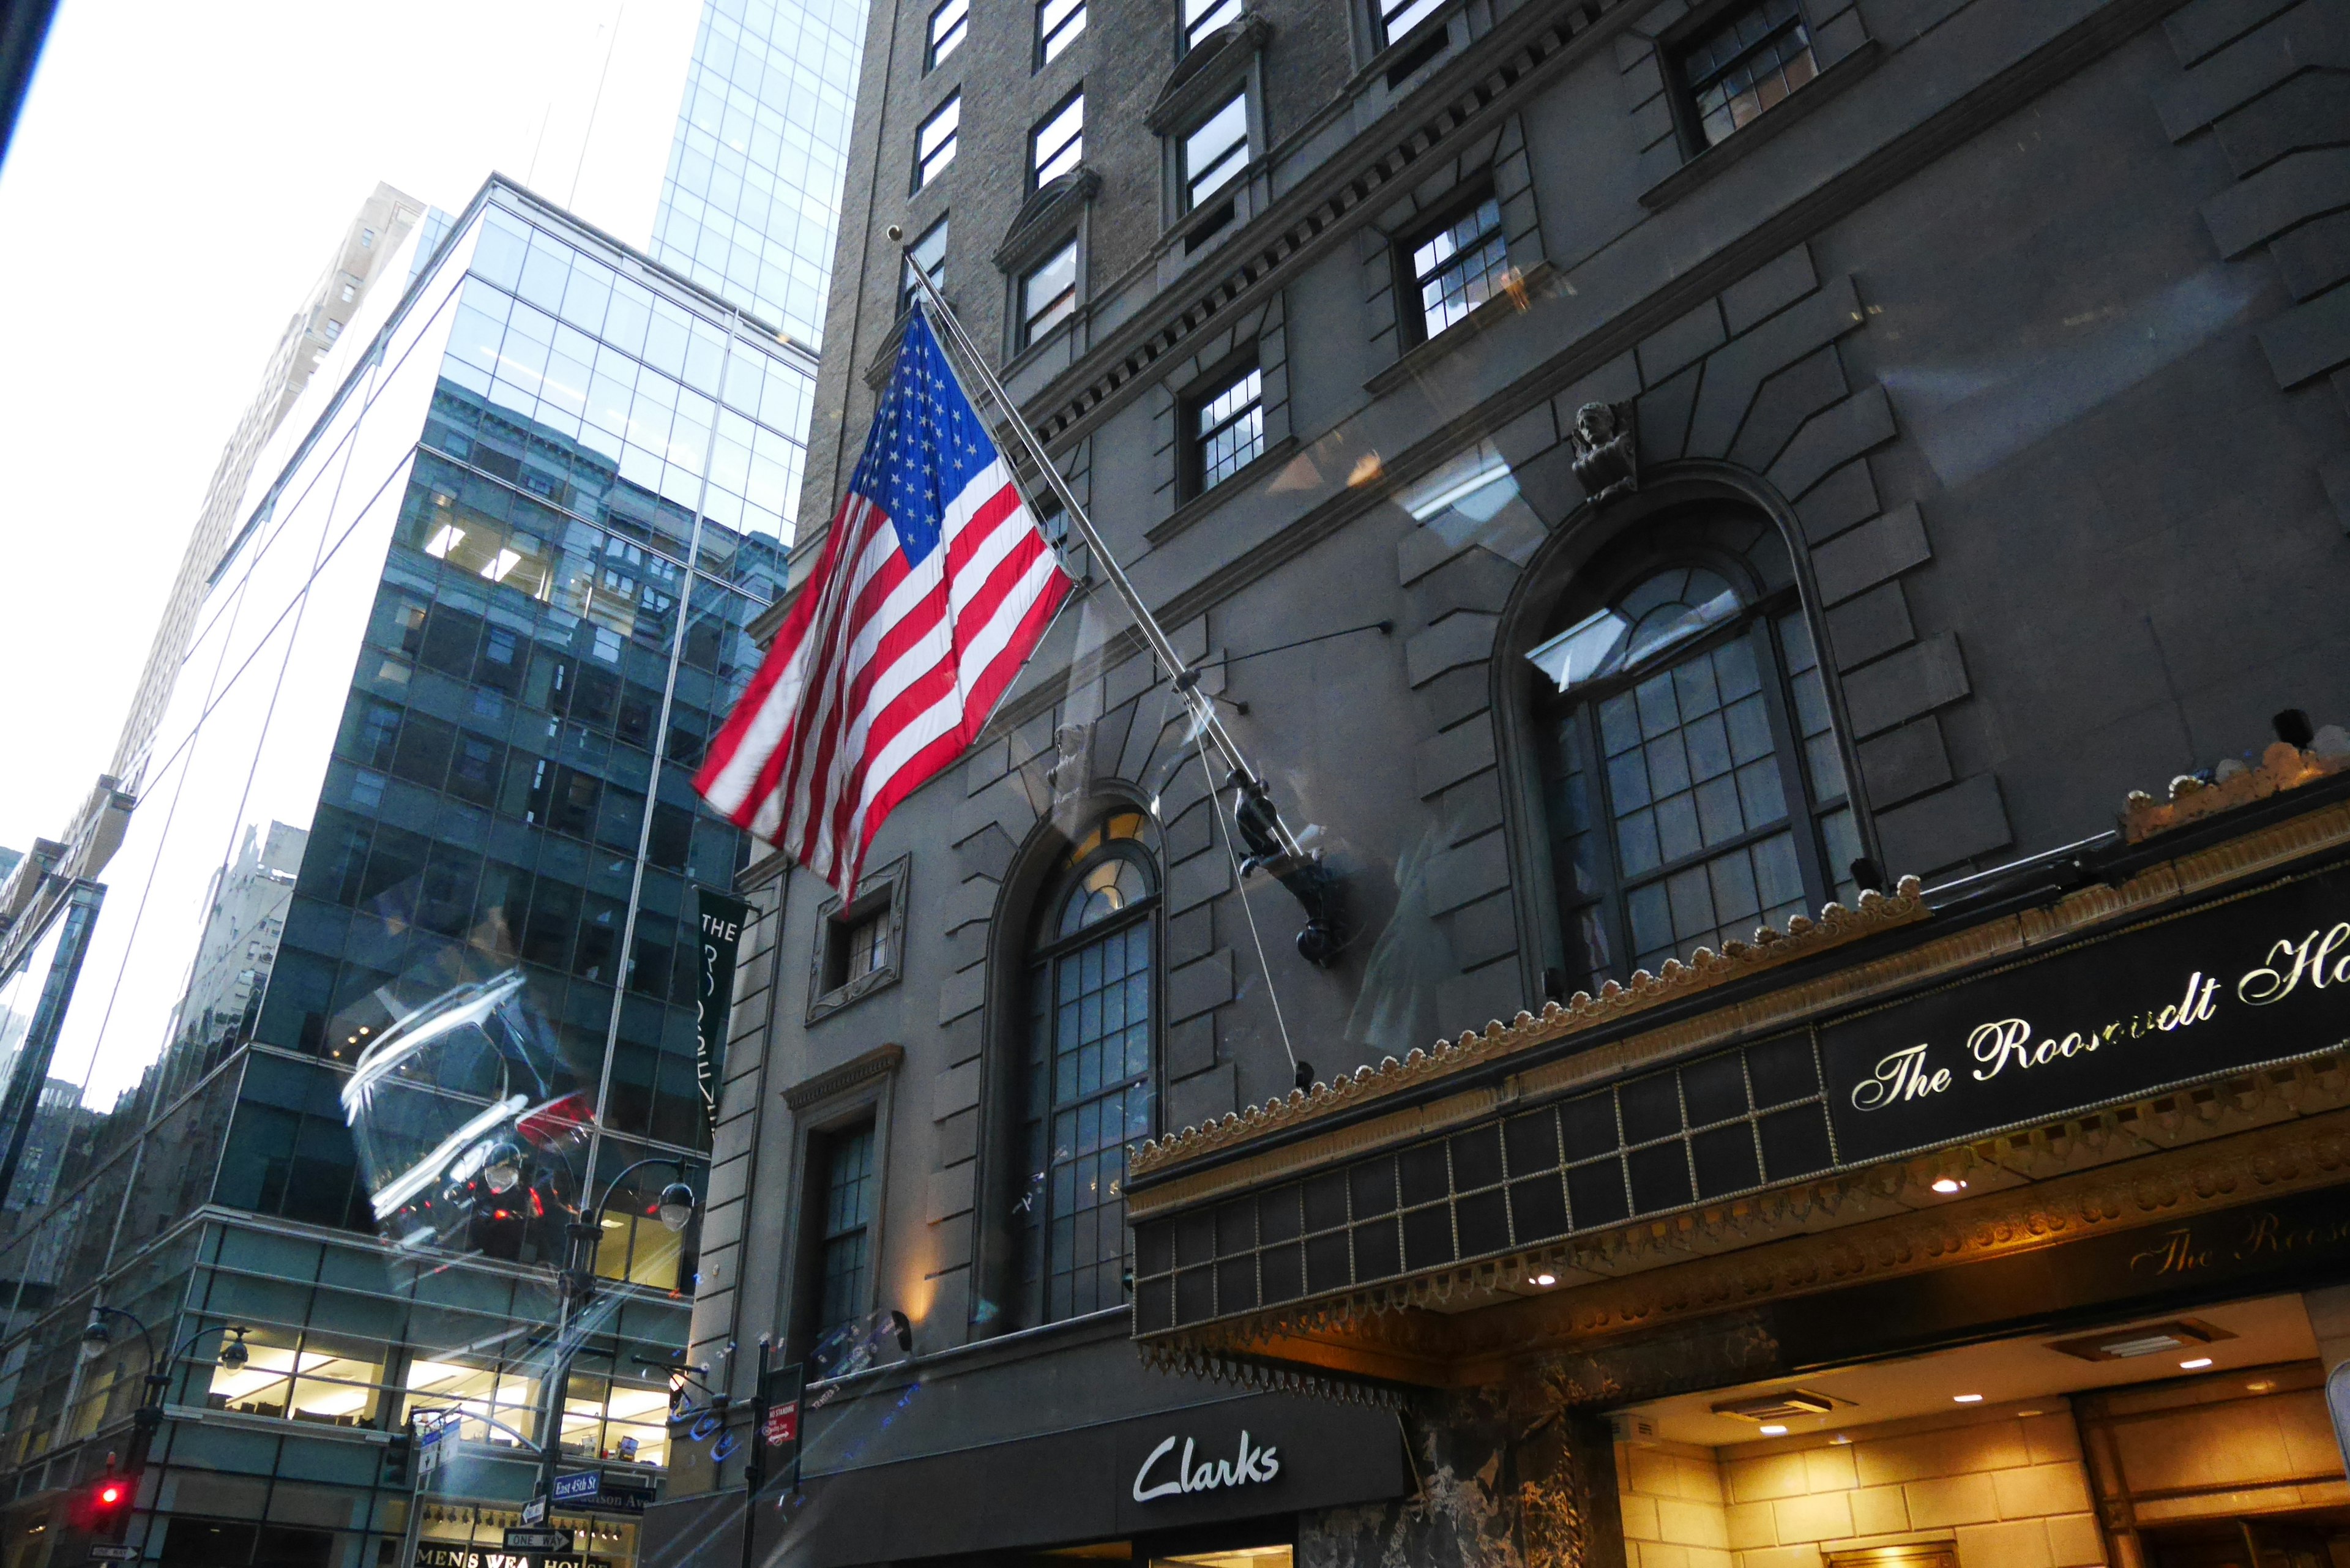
[417,1414,452,1477]
[548,1466,652,1515]
[505,1528,573,1550]
[521,1494,548,1526]
[88,1549,139,1562]
[764,1398,799,1447]
[551,1470,602,1504]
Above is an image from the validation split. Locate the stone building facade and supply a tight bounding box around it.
[648,1,2350,1566]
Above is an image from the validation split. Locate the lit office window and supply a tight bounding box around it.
[1037,0,1085,64]
[1407,195,1509,340]
[915,93,961,189]
[1190,361,1264,492]
[1030,92,1084,187]
[900,215,948,315]
[1679,0,1816,148]
[815,1126,876,1338]
[1181,92,1249,212]
[1379,0,1447,44]
[1021,239,1080,346]
[1181,0,1239,51]
[927,0,967,69]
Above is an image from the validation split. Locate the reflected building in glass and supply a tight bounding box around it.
[0,177,808,1568]
[649,0,868,348]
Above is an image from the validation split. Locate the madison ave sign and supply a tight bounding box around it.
[1821,859,2350,1164]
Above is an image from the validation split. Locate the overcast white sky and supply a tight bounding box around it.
[0,0,703,859]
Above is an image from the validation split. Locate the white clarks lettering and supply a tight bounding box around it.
[1132,1430,1281,1502]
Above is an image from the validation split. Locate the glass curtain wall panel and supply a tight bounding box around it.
[0,185,790,1539]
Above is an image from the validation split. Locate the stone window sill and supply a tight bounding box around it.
[1145,433,1301,545]
[1364,259,1555,397]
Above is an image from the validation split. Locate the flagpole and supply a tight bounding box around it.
[886,227,1302,857]
[886,225,1343,966]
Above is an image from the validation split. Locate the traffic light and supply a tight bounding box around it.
[384,1425,413,1485]
[69,1465,135,1539]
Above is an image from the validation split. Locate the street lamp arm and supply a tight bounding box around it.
[587,1155,694,1227]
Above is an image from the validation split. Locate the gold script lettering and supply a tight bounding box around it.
[1849,1043,1950,1111]
[2239,923,2350,1006]
[2128,1229,2212,1276]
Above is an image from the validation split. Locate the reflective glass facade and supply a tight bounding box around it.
[650,0,869,349]
[0,180,806,1568]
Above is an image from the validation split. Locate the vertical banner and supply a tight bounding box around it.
[695,889,755,1135]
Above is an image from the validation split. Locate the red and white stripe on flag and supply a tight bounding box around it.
[693,310,1071,897]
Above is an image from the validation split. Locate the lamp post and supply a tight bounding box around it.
[75,1308,248,1534]
[498,1150,698,1509]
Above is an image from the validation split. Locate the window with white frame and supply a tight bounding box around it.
[901,215,947,315]
[915,93,961,190]
[1378,0,1447,45]
[927,0,968,67]
[1030,91,1084,187]
[1403,191,1510,342]
[1020,239,1080,346]
[1187,358,1264,495]
[1180,92,1249,214]
[1181,0,1240,51]
[1037,0,1085,64]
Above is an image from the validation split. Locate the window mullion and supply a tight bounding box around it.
[1748,621,1835,913]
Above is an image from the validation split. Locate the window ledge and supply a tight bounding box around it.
[1364,258,1556,397]
[1638,39,1883,212]
[1145,432,1300,545]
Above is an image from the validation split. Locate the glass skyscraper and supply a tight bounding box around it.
[0,178,810,1568]
[649,0,867,348]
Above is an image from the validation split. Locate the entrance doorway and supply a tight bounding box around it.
[2138,1514,2350,1568]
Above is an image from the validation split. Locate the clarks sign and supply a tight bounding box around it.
[1821,862,2350,1164]
[1132,1430,1280,1502]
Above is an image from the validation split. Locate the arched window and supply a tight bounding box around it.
[1016,811,1157,1323]
[1529,561,1859,993]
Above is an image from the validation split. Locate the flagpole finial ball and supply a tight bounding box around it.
[886,224,904,243]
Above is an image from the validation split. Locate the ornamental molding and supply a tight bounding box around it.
[2123,734,2350,843]
[781,1042,904,1111]
[1130,797,2350,1206]
[1129,879,1930,1184]
[1150,1078,2350,1386]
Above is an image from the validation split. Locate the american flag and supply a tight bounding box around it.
[695,309,1072,895]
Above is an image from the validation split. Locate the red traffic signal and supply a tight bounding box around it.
[70,1469,135,1536]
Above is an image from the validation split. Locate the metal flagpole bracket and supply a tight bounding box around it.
[887,224,1348,966]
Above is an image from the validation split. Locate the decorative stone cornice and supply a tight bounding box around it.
[1129,878,1928,1181]
[1147,14,1273,135]
[2124,732,2350,843]
[782,1042,903,1110]
[993,169,1103,275]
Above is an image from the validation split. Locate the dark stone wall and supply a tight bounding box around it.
[699,1,2350,1559]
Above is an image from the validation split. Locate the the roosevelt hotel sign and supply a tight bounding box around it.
[1821,859,2350,1164]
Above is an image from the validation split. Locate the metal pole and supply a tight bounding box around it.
[394,1414,425,1568]
[736,1337,770,1568]
[888,230,1304,862]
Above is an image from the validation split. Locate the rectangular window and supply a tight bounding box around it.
[915,93,960,190]
[1030,92,1084,188]
[1379,0,1447,44]
[842,909,890,983]
[1181,0,1239,51]
[1406,192,1509,341]
[359,227,376,248]
[1678,0,1816,149]
[1181,92,1249,212]
[813,1125,876,1340]
[1037,0,1084,64]
[340,282,357,303]
[927,0,967,68]
[324,319,343,343]
[1021,238,1080,346]
[901,215,947,316]
[1188,359,1264,494]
